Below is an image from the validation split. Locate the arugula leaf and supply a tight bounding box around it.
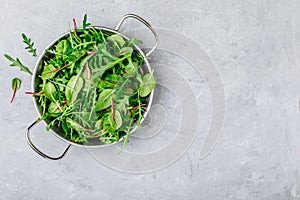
[22,33,37,57]
[89,53,103,68]
[4,54,32,75]
[82,14,91,29]
[115,96,129,113]
[124,58,137,77]
[127,38,143,46]
[62,120,71,134]
[66,118,87,133]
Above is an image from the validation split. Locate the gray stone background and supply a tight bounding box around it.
[1,0,300,199]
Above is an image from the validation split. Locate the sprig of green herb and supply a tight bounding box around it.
[22,33,37,57]
[82,14,91,29]
[4,54,32,75]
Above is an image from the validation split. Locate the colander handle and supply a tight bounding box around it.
[115,14,158,57]
[26,119,71,160]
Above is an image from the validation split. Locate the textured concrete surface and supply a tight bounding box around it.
[1,0,300,199]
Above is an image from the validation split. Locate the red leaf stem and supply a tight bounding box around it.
[10,85,17,103]
[25,91,44,96]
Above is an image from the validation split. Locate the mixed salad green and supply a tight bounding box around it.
[4,15,156,148]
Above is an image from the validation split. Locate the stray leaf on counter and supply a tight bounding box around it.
[22,33,37,57]
[4,54,32,75]
[10,78,21,103]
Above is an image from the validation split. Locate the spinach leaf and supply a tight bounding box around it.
[95,89,115,111]
[65,75,84,104]
[41,64,57,80]
[107,34,125,47]
[109,110,122,130]
[48,102,63,114]
[139,72,156,97]
[44,82,57,102]
[56,40,71,54]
